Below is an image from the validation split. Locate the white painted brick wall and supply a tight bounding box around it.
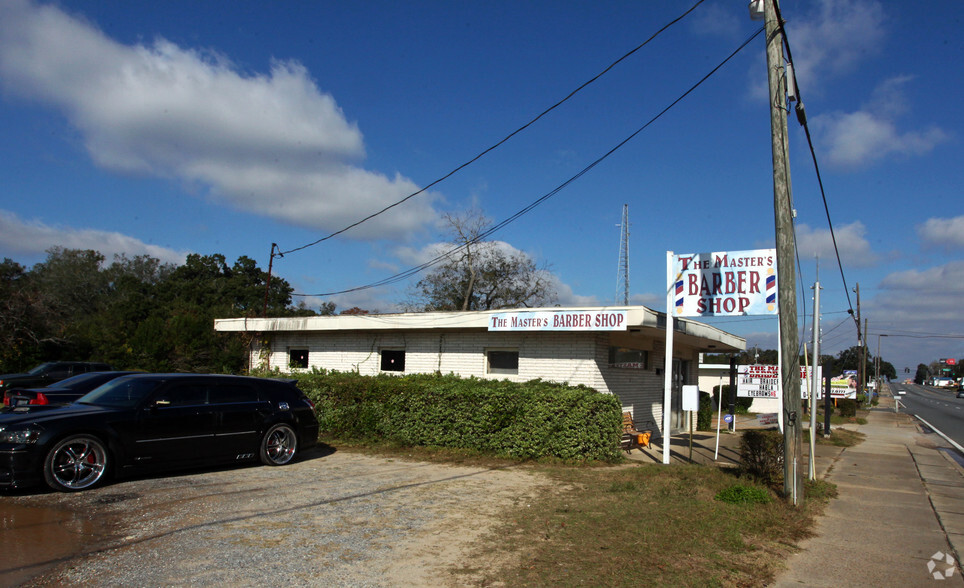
[253,330,703,436]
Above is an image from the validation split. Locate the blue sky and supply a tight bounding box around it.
[1,0,962,374]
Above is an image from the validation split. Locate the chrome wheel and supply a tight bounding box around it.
[44,435,109,491]
[260,423,297,466]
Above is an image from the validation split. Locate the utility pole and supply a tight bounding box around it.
[854,283,862,397]
[763,0,803,504]
[809,280,820,481]
[857,319,876,402]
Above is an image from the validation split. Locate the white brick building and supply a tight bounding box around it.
[214,306,744,438]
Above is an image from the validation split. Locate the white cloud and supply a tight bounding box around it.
[690,3,742,40]
[795,221,878,268]
[812,105,948,169]
[0,0,439,240]
[787,0,886,90]
[865,261,964,367]
[0,210,188,265]
[918,216,964,249]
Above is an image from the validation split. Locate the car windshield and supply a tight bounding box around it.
[77,377,163,408]
[26,362,55,375]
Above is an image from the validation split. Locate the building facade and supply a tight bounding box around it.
[215,306,745,438]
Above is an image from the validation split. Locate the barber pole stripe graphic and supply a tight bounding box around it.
[766,269,776,311]
[675,279,684,314]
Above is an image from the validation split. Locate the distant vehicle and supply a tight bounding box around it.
[3,371,141,408]
[0,373,318,491]
[0,362,115,392]
[896,389,906,395]
[957,390,964,399]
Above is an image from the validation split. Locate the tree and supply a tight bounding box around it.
[407,209,557,311]
[0,258,47,370]
[0,249,311,374]
[915,363,929,385]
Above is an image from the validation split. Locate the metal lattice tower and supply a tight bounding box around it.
[615,204,629,306]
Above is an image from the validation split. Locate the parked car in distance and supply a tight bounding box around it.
[0,374,319,491]
[896,389,906,395]
[0,362,115,393]
[2,371,142,409]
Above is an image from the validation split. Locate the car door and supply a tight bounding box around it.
[208,381,270,460]
[127,382,219,466]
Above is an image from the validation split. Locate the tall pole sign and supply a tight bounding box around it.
[665,248,777,465]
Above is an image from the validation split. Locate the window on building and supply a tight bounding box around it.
[487,349,519,375]
[609,346,648,370]
[289,349,309,369]
[381,349,406,372]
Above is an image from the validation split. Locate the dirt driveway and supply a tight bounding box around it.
[3,447,554,587]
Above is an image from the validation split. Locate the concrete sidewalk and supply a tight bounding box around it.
[774,398,964,587]
[624,397,964,585]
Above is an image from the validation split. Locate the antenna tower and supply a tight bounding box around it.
[615,204,629,305]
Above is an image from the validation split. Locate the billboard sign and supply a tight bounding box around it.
[737,364,821,398]
[673,249,777,317]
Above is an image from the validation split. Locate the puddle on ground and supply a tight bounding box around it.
[0,500,100,586]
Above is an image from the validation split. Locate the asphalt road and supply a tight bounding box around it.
[889,382,964,448]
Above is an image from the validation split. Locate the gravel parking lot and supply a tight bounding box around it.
[6,447,554,587]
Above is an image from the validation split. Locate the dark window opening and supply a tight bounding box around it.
[609,347,648,369]
[381,349,406,372]
[289,349,309,369]
[487,349,519,375]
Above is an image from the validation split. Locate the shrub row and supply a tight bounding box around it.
[290,371,624,462]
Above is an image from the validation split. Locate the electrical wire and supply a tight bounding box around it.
[294,27,765,298]
[772,1,858,338]
[278,0,708,257]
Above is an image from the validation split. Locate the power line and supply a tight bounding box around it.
[772,1,857,338]
[278,0,709,257]
[295,27,765,298]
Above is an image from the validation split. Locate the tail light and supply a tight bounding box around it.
[2,392,9,406]
[30,393,50,405]
[302,395,315,410]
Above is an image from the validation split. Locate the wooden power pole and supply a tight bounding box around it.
[764,0,803,503]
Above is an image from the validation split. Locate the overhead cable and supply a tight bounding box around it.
[294,27,765,298]
[279,0,708,256]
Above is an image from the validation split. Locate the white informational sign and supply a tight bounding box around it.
[737,365,821,398]
[488,309,627,331]
[673,249,777,317]
[829,374,858,399]
[682,385,699,412]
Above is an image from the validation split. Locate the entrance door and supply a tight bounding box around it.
[671,359,691,432]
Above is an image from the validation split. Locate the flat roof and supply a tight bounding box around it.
[215,305,746,353]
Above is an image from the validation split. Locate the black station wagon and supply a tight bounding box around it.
[0,374,319,491]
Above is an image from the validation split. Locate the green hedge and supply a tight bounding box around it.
[289,371,623,462]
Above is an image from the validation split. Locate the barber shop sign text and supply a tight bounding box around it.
[674,249,777,317]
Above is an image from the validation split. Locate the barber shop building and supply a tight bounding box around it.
[214,306,745,438]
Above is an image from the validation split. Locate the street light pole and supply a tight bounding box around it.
[876,334,888,395]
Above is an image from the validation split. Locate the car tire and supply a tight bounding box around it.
[43,434,109,492]
[260,423,298,466]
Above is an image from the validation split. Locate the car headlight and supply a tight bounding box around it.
[0,427,42,444]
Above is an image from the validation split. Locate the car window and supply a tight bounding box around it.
[27,363,54,376]
[209,384,259,404]
[81,378,162,408]
[153,384,208,407]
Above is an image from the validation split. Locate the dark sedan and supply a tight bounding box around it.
[0,373,319,491]
[3,371,142,408]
